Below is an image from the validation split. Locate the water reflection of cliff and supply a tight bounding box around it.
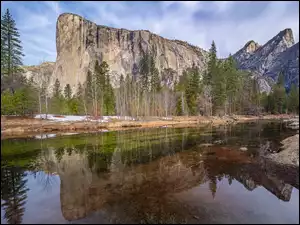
[33,139,298,222]
[2,122,297,223]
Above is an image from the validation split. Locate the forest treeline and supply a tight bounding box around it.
[1,9,299,117]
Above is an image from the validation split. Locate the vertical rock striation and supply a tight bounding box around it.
[50,13,209,93]
[233,28,299,92]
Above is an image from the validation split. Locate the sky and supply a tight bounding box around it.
[1,1,299,66]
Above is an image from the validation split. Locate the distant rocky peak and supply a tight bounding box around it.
[281,28,294,47]
[233,28,298,93]
[244,40,260,53]
[268,28,295,51]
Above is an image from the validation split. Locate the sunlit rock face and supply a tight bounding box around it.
[49,13,209,93]
[233,28,299,93]
[24,13,298,96]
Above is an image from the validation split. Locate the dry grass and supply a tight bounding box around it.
[1,114,294,139]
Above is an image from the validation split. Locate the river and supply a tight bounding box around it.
[1,121,299,224]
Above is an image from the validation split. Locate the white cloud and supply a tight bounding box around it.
[2,1,298,65]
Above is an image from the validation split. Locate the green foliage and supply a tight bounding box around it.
[287,84,299,113]
[85,70,93,103]
[264,72,287,114]
[139,52,160,93]
[204,41,217,86]
[68,98,79,115]
[75,82,85,114]
[1,90,14,115]
[211,60,226,115]
[185,65,201,115]
[1,79,38,115]
[1,8,25,84]
[64,84,72,100]
[104,71,116,115]
[53,79,61,98]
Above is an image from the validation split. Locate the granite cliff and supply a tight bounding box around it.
[49,13,209,92]
[233,28,299,92]
[24,13,298,94]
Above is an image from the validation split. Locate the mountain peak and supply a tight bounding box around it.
[280,28,294,47]
[244,40,260,53]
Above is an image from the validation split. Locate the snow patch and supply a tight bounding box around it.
[161,117,173,120]
[34,114,137,122]
[62,132,79,136]
[35,133,57,139]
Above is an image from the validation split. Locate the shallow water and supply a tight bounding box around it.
[1,121,299,224]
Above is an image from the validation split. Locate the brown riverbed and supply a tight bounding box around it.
[1,114,296,140]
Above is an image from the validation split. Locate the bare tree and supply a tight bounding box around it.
[33,60,51,119]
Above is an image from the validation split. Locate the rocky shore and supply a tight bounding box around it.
[265,116,299,167]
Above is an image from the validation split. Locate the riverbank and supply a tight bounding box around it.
[1,114,296,140]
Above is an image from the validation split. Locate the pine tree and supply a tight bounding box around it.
[64,84,72,100]
[85,70,93,114]
[104,71,116,115]
[287,84,299,114]
[150,67,161,92]
[53,79,61,98]
[204,41,217,86]
[185,65,201,115]
[175,71,189,116]
[76,82,85,115]
[1,89,14,115]
[224,54,241,114]
[211,60,226,115]
[51,79,63,114]
[139,52,151,92]
[1,9,25,92]
[272,71,286,114]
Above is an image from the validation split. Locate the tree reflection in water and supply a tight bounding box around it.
[1,122,298,223]
[1,166,29,224]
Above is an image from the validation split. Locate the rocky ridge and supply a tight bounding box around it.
[233,28,299,92]
[23,13,299,95]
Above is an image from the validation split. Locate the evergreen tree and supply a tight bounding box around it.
[150,67,161,92]
[1,89,14,115]
[64,84,72,100]
[85,70,93,114]
[175,71,189,116]
[204,41,217,86]
[287,84,299,114]
[211,60,226,115]
[272,72,286,114]
[104,71,116,115]
[53,79,61,98]
[1,9,25,92]
[185,65,201,115]
[139,52,151,92]
[224,54,241,114]
[76,82,85,114]
[51,79,63,114]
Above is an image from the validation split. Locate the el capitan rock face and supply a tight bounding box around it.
[50,13,209,92]
[24,13,298,95]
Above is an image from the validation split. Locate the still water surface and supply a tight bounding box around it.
[1,121,299,224]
